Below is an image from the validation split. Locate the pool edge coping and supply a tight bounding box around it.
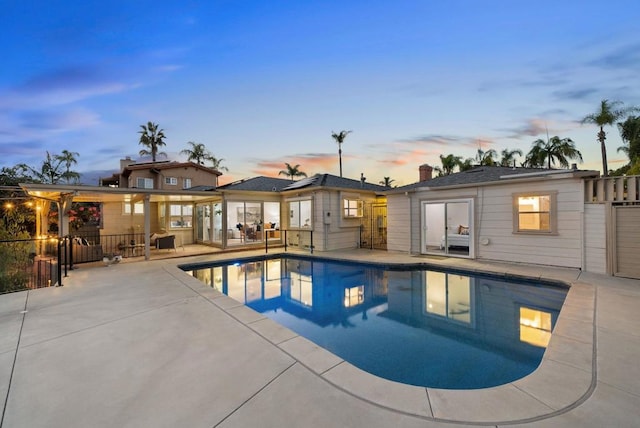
[171,252,596,425]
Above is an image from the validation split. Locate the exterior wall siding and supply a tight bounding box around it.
[583,204,607,274]
[386,194,410,252]
[390,177,587,268]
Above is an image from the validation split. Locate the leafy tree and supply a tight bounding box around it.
[499,148,523,167]
[209,156,228,172]
[18,151,66,184]
[434,154,461,176]
[581,99,638,177]
[180,141,211,165]
[475,148,497,166]
[379,177,395,187]
[458,157,474,172]
[617,116,640,164]
[58,150,80,183]
[138,122,167,162]
[331,130,352,177]
[278,163,307,180]
[525,136,583,169]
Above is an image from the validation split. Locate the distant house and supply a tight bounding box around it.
[386,165,600,269]
[100,157,222,190]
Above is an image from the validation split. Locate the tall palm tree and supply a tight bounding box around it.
[499,148,523,167]
[617,116,640,164]
[209,156,229,172]
[526,136,583,169]
[581,99,638,177]
[278,163,307,180]
[331,130,352,177]
[58,150,80,183]
[434,154,462,176]
[180,141,211,165]
[138,121,167,162]
[475,148,497,166]
[379,177,395,187]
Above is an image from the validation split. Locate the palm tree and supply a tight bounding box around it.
[475,148,497,166]
[58,150,80,183]
[526,136,583,169]
[458,157,474,172]
[499,148,523,167]
[617,116,640,164]
[180,141,212,165]
[18,151,65,184]
[581,99,638,177]
[379,177,395,187]
[434,154,461,176]
[138,122,167,162]
[209,156,228,172]
[331,130,352,177]
[278,163,307,180]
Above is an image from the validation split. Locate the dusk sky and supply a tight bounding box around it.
[2,1,639,186]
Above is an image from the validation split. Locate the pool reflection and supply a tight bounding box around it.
[188,258,567,389]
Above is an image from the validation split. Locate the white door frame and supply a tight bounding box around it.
[421,198,475,259]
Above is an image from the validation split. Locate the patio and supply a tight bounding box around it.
[1,249,639,427]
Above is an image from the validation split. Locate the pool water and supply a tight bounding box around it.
[185,256,567,389]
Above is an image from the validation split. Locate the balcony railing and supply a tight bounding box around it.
[585,175,640,203]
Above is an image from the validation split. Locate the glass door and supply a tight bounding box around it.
[423,200,473,258]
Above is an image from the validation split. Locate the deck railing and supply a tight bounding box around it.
[585,175,640,203]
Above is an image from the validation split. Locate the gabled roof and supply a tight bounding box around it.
[121,161,222,177]
[217,176,293,192]
[390,166,600,193]
[281,174,387,193]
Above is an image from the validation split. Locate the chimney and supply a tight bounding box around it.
[419,164,433,181]
[120,156,134,171]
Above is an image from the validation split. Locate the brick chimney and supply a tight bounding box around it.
[419,164,433,181]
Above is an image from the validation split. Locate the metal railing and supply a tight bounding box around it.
[0,238,61,293]
[282,229,314,254]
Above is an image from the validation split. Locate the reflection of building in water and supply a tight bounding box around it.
[190,258,388,326]
[384,270,566,355]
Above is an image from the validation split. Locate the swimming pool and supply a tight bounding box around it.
[183,256,568,389]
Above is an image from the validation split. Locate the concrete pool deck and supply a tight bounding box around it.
[1,249,639,427]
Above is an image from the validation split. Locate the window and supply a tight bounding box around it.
[514,193,556,233]
[288,199,312,228]
[136,177,153,189]
[183,178,192,189]
[520,307,552,347]
[123,201,144,215]
[343,198,363,218]
[165,177,177,185]
[170,204,193,228]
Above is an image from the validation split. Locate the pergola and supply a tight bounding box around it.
[20,183,218,260]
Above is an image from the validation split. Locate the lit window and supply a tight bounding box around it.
[344,286,364,307]
[170,204,193,228]
[520,307,552,347]
[514,193,556,233]
[343,199,363,218]
[123,202,144,215]
[183,178,192,189]
[136,177,154,189]
[165,177,177,185]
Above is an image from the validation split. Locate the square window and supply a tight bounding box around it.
[343,199,363,218]
[165,177,177,185]
[513,193,556,233]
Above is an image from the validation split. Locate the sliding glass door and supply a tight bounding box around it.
[422,199,473,258]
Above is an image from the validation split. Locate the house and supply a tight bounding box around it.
[100,157,222,190]
[97,158,222,245]
[386,165,600,270]
[200,173,388,251]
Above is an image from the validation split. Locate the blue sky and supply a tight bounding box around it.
[2,0,639,186]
